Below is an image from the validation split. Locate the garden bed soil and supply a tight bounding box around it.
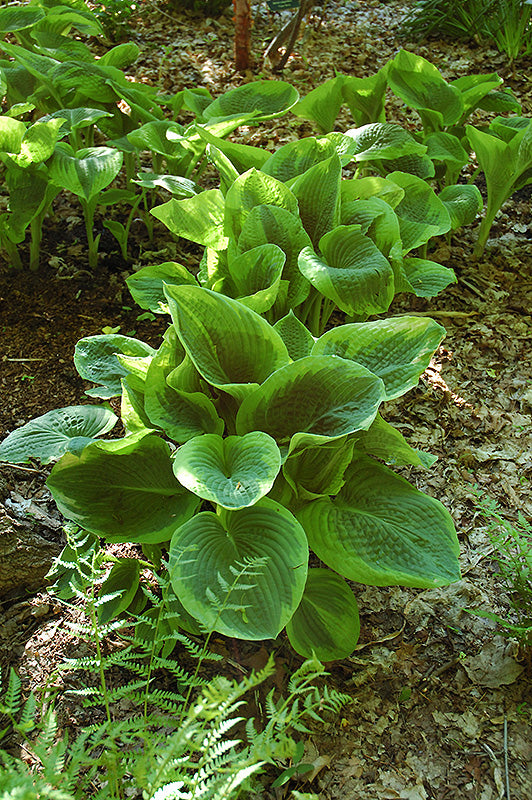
[1,2,532,798]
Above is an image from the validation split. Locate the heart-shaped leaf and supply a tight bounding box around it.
[127,120,187,160]
[48,143,123,202]
[74,334,156,398]
[47,433,199,543]
[401,257,457,298]
[298,225,394,317]
[224,167,299,242]
[439,184,483,230]
[387,171,451,252]
[0,405,118,464]
[261,136,337,182]
[203,80,299,123]
[286,568,360,660]
[343,123,426,163]
[227,243,285,313]
[164,284,290,403]
[351,413,437,468]
[283,435,356,499]
[151,189,228,250]
[342,68,388,126]
[312,316,445,400]
[291,76,345,133]
[273,311,315,361]
[298,456,460,588]
[173,432,281,509]
[236,355,385,446]
[126,262,198,313]
[168,499,308,640]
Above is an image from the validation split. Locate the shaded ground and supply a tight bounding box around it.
[1,2,531,798]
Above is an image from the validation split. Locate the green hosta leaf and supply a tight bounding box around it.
[489,116,531,142]
[98,558,140,624]
[342,68,388,126]
[164,284,290,403]
[298,457,460,588]
[203,80,299,123]
[439,184,482,230]
[387,171,451,252]
[151,189,228,250]
[0,6,45,32]
[236,355,385,446]
[127,120,187,159]
[47,433,199,543]
[38,107,113,133]
[18,118,64,165]
[206,143,240,194]
[98,42,140,69]
[227,243,285,313]
[0,116,25,153]
[286,568,360,660]
[4,167,51,238]
[341,175,404,207]
[168,499,308,640]
[451,73,502,119]
[351,414,437,468]
[425,132,469,172]
[0,405,118,465]
[289,154,342,249]
[291,76,345,133]
[388,50,463,131]
[132,173,200,197]
[224,168,298,242]
[343,123,426,163]
[238,205,312,310]
[126,262,197,313]
[402,257,457,298]
[48,143,123,202]
[273,311,315,361]
[194,125,269,173]
[381,152,435,180]
[339,197,402,264]
[478,89,521,114]
[173,432,281,509]
[50,60,118,104]
[261,136,336,182]
[312,316,445,400]
[121,376,153,436]
[298,225,394,317]
[283,435,356,499]
[74,334,156,399]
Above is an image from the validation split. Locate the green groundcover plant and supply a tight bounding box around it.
[0,280,461,661]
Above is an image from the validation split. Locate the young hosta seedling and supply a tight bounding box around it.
[466,117,532,257]
[0,285,461,659]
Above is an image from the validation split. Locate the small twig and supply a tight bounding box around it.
[460,277,485,299]
[5,358,45,362]
[504,717,511,800]
[0,463,44,474]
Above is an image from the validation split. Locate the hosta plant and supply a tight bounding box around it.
[152,130,481,334]
[0,285,461,661]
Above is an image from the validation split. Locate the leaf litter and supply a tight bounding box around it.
[0,1,531,798]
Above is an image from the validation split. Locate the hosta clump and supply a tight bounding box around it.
[151,123,483,335]
[1,284,461,660]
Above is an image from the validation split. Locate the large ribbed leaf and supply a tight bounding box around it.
[298,457,460,588]
[228,244,285,313]
[283,435,356,499]
[451,73,502,119]
[168,499,308,640]
[0,116,25,153]
[351,414,436,468]
[273,311,315,361]
[144,326,223,443]
[238,205,312,309]
[0,6,45,32]
[388,50,463,131]
[343,123,426,163]
[151,189,228,250]
[203,80,299,123]
[126,262,197,313]
[261,136,336,182]
[164,285,290,403]
[286,569,360,660]
[173,432,281,509]
[342,68,388,126]
[47,434,199,543]
[74,334,156,399]
[298,225,394,317]
[425,132,469,173]
[224,168,298,242]
[312,316,445,400]
[401,257,457,298]
[48,143,123,202]
[291,76,345,133]
[236,355,385,446]
[127,120,187,159]
[439,184,482,230]
[387,171,451,252]
[0,406,117,464]
[289,154,342,248]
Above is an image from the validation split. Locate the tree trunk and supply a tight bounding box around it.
[233,0,253,71]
